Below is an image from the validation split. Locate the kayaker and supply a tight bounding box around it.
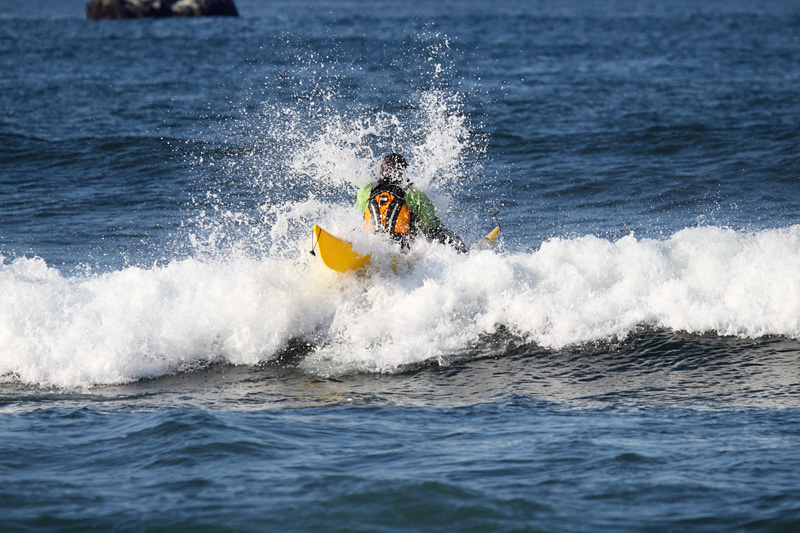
[356,153,467,252]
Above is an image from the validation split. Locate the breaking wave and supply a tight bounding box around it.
[2,224,799,388]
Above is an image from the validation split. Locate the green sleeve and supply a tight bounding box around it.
[355,183,373,212]
[405,187,442,233]
[405,187,465,249]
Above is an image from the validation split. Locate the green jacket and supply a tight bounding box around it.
[357,182,465,250]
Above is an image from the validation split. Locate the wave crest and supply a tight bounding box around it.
[2,225,799,388]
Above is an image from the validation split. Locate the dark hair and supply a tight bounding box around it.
[380,153,408,183]
[382,153,408,170]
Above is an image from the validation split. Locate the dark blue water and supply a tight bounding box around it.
[2,0,800,530]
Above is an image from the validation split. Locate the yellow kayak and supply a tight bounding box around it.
[311,225,500,273]
[311,225,371,273]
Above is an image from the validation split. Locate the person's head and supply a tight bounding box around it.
[379,153,408,183]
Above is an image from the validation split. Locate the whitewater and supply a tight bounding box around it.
[3,223,798,388]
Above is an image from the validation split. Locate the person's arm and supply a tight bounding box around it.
[355,183,374,212]
[405,187,467,252]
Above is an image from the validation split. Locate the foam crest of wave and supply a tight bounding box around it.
[0,254,337,388]
[302,225,800,373]
[2,225,799,387]
[498,225,800,346]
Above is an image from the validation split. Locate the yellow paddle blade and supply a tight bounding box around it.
[472,226,501,250]
[312,225,371,273]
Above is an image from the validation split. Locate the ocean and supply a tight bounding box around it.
[1,0,800,530]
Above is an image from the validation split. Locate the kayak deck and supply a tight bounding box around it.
[312,225,501,273]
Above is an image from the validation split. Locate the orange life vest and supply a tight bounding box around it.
[364,181,416,244]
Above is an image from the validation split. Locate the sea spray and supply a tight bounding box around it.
[183,32,486,262]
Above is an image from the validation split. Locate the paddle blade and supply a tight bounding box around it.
[472,226,501,250]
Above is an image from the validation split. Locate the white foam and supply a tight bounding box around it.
[302,225,800,374]
[0,253,336,388]
[3,225,800,387]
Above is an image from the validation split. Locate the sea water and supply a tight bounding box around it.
[1,0,800,530]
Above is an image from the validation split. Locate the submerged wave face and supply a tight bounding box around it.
[2,225,799,388]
